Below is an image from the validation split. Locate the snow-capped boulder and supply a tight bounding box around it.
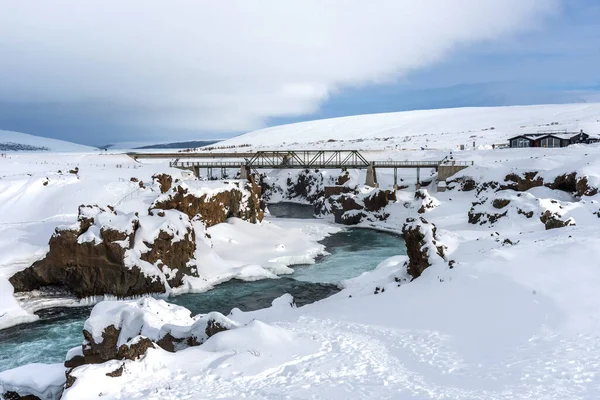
[449,170,599,198]
[152,180,264,227]
[63,298,239,388]
[0,363,65,400]
[467,189,586,230]
[260,169,358,205]
[401,217,447,279]
[151,173,173,193]
[10,205,197,298]
[414,189,440,214]
[323,187,396,225]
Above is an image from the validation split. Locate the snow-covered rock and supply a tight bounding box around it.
[0,363,65,399]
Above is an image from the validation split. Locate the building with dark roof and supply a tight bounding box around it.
[508,130,600,148]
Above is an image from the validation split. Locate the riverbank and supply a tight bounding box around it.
[0,210,405,372]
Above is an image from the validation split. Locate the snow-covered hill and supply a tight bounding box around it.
[0,130,94,152]
[218,103,600,150]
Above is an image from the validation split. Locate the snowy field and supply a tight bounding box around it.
[2,104,600,399]
[217,103,600,151]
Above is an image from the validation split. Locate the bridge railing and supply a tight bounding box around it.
[170,161,244,168]
[169,158,474,169]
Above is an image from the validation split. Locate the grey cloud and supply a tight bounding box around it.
[0,1,560,142]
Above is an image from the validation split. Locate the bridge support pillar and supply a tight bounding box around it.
[416,168,421,190]
[365,162,378,188]
[193,166,200,178]
[240,165,251,181]
[437,164,469,182]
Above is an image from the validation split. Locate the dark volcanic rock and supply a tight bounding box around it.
[502,172,544,191]
[286,169,325,203]
[364,190,396,212]
[106,364,124,378]
[116,337,156,361]
[153,181,264,227]
[327,189,395,225]
[540,211,575,230]
[9,205,196,298]
[9,228,165,298]
[2,391,41,400]
[205,319,229,338]
[152,173,173,193]
[492,199,511,209]
[402,217,446,280]
[140,228,197,288]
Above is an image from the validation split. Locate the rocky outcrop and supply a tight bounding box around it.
[547,173,599,197]
[501,172,544,191]
[140,228,197,288]
[540,211,576,230]
[325,189,395,225]
[449,171,598,197]
[64,299,238,387]
[286,169,326,203]
[492,199,511,209]
[414,189,439,214]
[402,217,447,280]
[10,206,196,298]
[468,206,507,225]
[152,173,173,193]
[446,176,476,192]
[152,181,264,227]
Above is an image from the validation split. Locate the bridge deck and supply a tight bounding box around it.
[170,160,472,169]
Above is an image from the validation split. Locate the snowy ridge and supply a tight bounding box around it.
[219,103,600,150]
[0,130,94,152]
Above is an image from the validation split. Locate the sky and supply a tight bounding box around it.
[0,0,598,146]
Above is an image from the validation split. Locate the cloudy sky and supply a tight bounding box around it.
[0,0,598,146]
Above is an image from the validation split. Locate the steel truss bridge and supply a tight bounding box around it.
[165,150,472,187]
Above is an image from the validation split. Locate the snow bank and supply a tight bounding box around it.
[0,363,65,399]
[0,277,37,330]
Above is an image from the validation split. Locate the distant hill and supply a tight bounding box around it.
[0,130,95,152]
[101,140,221,150]
[134,140,220,149]
[218,103,600,150]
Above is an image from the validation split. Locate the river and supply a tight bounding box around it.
[0,203,405,371]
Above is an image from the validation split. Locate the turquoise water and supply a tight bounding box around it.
[0,204,405,372]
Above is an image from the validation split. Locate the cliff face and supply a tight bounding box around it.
[401,217,447,280]
[152,180,264,227]
[9,205,196,298]
[10,177,266,298]
[324,188,397,225]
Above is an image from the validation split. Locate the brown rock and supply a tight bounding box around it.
[140,228,197,288]
[152,173,173,193]
[206,319,229,338]
[492,199,511,209]
[116,338,155,361]
[9,228,166,298]
[335,172,351,186]
[364,190,396,212]
[502,172,543,191]
[402,218,446,279]
[106,364,124,378]
[152,183,264,227]
[540,210,574,230]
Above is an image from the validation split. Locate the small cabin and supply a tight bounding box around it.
[508,130,600,148]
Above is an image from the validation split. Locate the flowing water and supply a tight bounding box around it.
[0,203,404,372]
